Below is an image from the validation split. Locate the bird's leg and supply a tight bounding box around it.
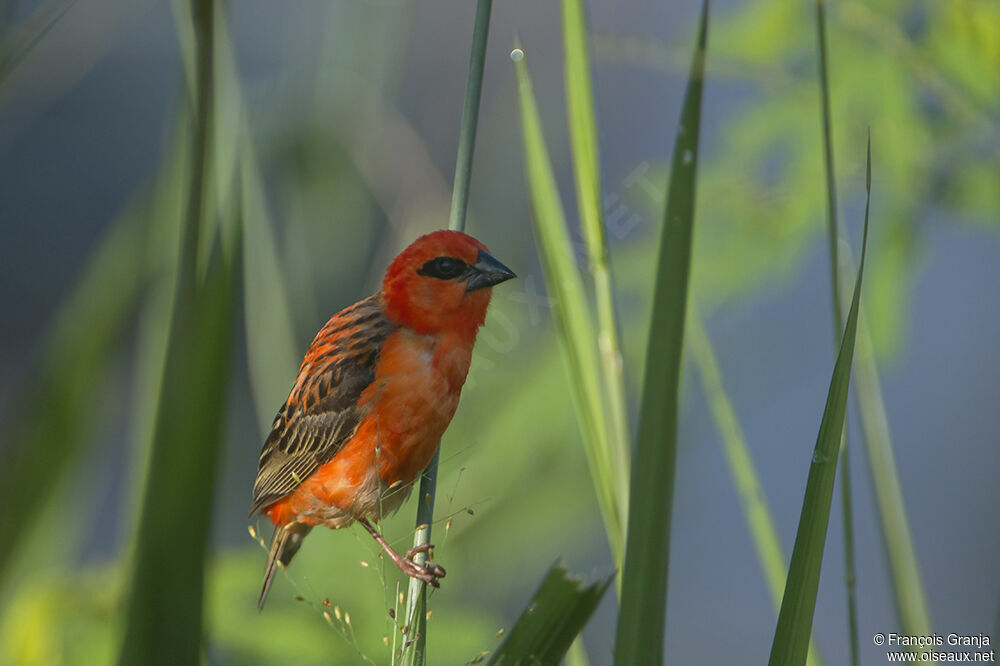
[357,517,447,588]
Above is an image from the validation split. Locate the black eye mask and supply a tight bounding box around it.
[417,256,468,280]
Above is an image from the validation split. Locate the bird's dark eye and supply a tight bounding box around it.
[417,256,467,280]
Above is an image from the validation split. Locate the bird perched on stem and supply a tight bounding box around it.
[250,230,515,610]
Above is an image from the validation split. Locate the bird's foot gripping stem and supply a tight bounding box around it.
[359,518,447,588]
[397,543,447,588]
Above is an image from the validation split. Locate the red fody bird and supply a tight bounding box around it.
[250,230,515,609]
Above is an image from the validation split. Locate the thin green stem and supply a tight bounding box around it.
[815,1,840,318]
[814,0,859,662]
[401,450,438,666]
[838,432,860,666]
[448,0,493,233]
[401,2,493,664]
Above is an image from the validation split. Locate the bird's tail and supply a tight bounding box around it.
[258,522,312,611]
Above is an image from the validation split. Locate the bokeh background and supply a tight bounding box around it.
[1,0,998,663]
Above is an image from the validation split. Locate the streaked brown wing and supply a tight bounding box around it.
[249,297,397,516]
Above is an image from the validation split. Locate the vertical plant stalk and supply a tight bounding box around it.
[401,2,493,664]
[562,0,631,539]
[401,452,438,666]
[814,1,859,662]
[815,0,840,320]
[447,0,493,233]
[613,2,708,663]
[767,135,871,666]
[689,304,826,666]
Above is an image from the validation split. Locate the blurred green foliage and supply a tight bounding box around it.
[601,0,999,356]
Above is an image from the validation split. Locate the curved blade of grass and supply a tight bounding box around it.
[486,561,613,666]
[513,44,624,566]
[0,212,145,581]
[767,134,871,666]
[118,1,238,662]
[813,0,860,661]
[688,304,825,666]
[613,2,708,663]
[563,0,631,543]
[241,145,300,435]
[401,2,493,664]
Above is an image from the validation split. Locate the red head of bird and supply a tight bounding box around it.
[379,230,516,338]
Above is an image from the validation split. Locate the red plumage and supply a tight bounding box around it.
[251,230,515,609]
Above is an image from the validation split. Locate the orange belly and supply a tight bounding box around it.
[265,329,472,529]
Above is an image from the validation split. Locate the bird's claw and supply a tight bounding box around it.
[423,561,447,581]
[400,543,446,588]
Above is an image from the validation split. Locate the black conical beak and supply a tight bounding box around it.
[464,249,516,291]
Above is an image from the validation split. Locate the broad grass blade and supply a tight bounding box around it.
[613,2,709,663]
[767,135,872,666]
[118,236,238,665]
[487,561,612,666]
[118,1,239,662]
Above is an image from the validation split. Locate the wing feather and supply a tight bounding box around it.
[249,297,397,516]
